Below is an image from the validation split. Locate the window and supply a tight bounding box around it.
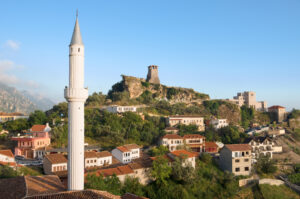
[235,152,238,157]
[235,167,240,172]
[244,159,249,162]
[235,159,240,163]
[78,48,80,52]
[87,160,89,163]
[246,151,249,155]
[245,167,249,171]
[242,152,245,156]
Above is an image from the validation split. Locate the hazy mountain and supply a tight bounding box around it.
[0,82,54,114]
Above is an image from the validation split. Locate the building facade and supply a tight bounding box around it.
[268,105,286,123]
[112,144,140,164]
[210,119,228,129]
[219,144,252,176]
[11,124,51,159]
[105,105,137,113]
[167,115,205,131]
[0,112,29,123]
[161,134,184,152]
[228,91,267,111]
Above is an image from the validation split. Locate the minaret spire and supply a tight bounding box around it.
[70,10,83,45]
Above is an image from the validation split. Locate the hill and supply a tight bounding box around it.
[0,82,54,114]
[107,75,210,105]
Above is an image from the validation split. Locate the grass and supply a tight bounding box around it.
[259,184,300,199]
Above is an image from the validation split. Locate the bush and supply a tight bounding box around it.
[167,88,178,100]
[141,81,150,88]
[288,173,300,185]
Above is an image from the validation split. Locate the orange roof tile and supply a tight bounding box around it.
[117,144,140,152]
[96,151,112,158]
[169,115,203,118]
[31,125,46,132]
[225,144,251,151]
[45,154,68,164]
[268,105,285,109]
[205,142,218,148]
[183,134,204,139]
[171,150,198,158]
[162,134,183,139]
[0,149,14,158]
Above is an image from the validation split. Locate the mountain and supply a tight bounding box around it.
[0,82,54,114]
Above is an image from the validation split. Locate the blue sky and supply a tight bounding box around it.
[0,1,299,110]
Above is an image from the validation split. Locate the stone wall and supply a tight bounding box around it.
[259,179,284,186]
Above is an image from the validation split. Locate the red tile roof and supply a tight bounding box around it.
[0,149,14,158]
[205,142,218,148]
[117,144,140,152]
[88,165,134,178]
[164,127,179,131]
[24,189,121,199]
[225,144,251,151]
[96,151,112,158]
[183,134,204,139]
[45,154,68,164]
[31,125,46,132]
[84,151,98,159]
[0,161,17,167]
[0,175,66,199]
[162,134,183,139]
[268,105,285,109]
[169,115,203,118]
[170,150,198,158]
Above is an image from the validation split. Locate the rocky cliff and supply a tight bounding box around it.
[116,75,209,104]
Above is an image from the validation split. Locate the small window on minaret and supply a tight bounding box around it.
[78,48,80,52]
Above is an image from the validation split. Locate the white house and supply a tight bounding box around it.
[161,134,184,152]
[210,119,228,129]
[112,144,140,164]
[0,150,16,168]
[43,154,68,175]
[105,105,137,113]
[166,115,205,131]
[167,150,198,168]
[244,136,282,163]
[85,151,112,168]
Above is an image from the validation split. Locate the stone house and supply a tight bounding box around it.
[219,144,252,176]
[112,144,140,164]
[268,105,286,123]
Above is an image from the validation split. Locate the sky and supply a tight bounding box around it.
[0,1,299,110]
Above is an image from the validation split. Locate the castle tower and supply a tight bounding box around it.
[146,65,160,84]
[64,13,88,191]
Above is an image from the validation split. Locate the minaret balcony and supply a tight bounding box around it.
[64,87,88,101]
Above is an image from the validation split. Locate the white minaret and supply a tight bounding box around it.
[64,12,88,191]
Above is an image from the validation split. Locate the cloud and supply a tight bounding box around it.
[4,40,20,50]
[0,59,39,89]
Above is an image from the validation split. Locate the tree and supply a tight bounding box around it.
[51,125,68,148]
[28,110,47,126]
[150,145,169,157]
[240,105,255,129]
[171,157,195,184]
[122,177,145,196]
[255,155,277,174]
[4,118,29,134]
[151,156,172,185]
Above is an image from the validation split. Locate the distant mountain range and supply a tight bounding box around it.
[0,82,54,114]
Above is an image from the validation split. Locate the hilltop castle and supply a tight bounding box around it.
[146,65,160,84]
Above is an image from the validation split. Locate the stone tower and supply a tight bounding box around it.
[146,65,160,84]
[64,13,88,191]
